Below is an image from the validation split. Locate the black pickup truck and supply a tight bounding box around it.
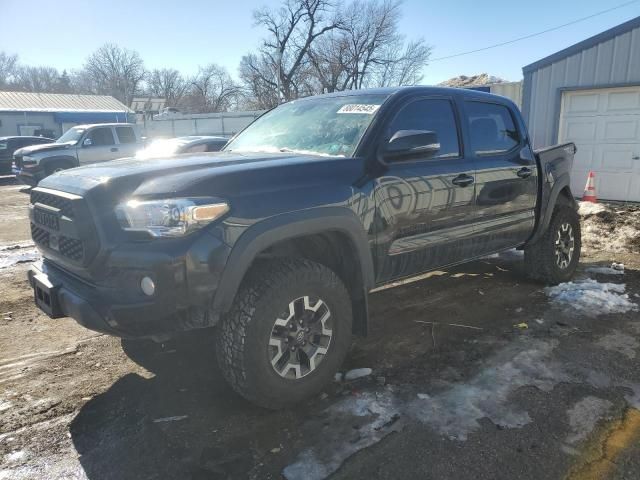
[26,87,580,408]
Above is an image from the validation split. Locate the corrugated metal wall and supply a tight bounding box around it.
[489,82,523,109]
[142,110,265,138]
[522,19,640,148]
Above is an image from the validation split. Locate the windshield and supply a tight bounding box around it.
[136,138,186,159]
[224,94,388,157]
[56,127,85,145]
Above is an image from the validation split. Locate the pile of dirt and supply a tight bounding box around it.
[438,73,507,87]
[579,201,640,254]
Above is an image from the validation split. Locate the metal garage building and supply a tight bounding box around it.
[522,16,640,202]
[0,91,134,138]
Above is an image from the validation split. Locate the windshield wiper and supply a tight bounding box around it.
[279,148,294,153]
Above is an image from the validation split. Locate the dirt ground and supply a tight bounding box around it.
[1,178,640,480]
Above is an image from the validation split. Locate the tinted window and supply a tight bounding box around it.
[116,127,136,144]
[207,141,227,152]
[183,143,208,154]
[387,99,460,159]
[465,102,519,155]
[88,128,115,146]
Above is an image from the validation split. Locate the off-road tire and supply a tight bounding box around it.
[525,205,581,285]
[215,258,352,409]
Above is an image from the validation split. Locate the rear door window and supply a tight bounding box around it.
[387,98,461,159]
[88,128,115,146]
[465,102,520,155]
[115,127,137,144]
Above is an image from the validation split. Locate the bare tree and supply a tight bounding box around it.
[83,44,146,105]
[12,66,61,93]
[147,68,188,107]
[0,52,18,88]
[241,0,431,106]
[182,64,240,113]
[321,0,431,90]
[239,53,280,110]
[371,39,431,87]
[244,0,343,105]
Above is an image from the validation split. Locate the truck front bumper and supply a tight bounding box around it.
[16,166,45,186]
[28,232,232,339]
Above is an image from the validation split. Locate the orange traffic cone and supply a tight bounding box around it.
[582,171,597,203]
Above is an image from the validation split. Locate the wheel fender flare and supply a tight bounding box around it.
[527,173,576,245]
[211,207,375,320]
[41,155,79,171]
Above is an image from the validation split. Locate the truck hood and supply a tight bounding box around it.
[15,142,73,156]
[38,151,365,202]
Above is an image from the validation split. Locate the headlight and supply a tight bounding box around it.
[115,198,229,238]
[22,155,35,164]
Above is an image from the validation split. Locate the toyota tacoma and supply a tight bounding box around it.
[26,87,580,408]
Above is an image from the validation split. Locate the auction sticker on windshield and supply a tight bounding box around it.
[337,104,381,114]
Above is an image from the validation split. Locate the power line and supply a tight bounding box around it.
[430,0,640,62]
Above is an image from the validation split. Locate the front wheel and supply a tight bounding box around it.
[525,205,581,285]
[215,258,353,409]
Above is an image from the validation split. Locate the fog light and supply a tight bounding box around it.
[140,276,155,296]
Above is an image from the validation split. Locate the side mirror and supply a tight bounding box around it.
[384,130,440,159]
[82,138,93,147]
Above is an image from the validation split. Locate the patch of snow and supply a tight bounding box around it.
[0,244,39,269]
[545,280,638,316]
[344,368,372,381]
[409,339,561,440]
[586,266,624,275]
[4,451,26,463]
[483,249,524,261]
[0,400,11,412]
[578,201,606,216]
[284,390,400,480]
[152,415,188,423]
[566,396,613,444]
[284,339,563,479]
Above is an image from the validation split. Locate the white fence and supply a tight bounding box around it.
[140,110,266,139]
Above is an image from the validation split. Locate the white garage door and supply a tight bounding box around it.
[559,86,640,202]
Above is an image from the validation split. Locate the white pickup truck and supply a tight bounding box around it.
[15,123,143,186]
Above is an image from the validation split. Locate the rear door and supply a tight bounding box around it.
[463,100,538,255]
[374,96,477,283]
[114,126,139,158]
[77,127,119,164]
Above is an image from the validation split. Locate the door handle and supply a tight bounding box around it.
[110,147,119,152]
[517,167,532,178]
[632,155,640,160]
[452,174,474,187]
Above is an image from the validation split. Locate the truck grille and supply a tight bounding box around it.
[31,190,75,217]
[14,154,23,170]
[59,236,84,261]
[30,188,98,266]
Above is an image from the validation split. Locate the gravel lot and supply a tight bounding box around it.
[1,177,640,480]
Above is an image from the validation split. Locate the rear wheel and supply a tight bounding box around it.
[215,258,352,409]
[525,205,581,285]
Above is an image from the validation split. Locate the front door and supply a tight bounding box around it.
[114,126,139,158]
[463,100,538,254]
[77,127,120,165]
[374,97,477,283]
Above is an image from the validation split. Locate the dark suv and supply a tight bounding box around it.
[26,87,579,408]
[0,136,54,175]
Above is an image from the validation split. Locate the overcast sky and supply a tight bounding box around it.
[2,0,639,85]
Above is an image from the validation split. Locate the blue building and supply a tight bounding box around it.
[0,91,134,138]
